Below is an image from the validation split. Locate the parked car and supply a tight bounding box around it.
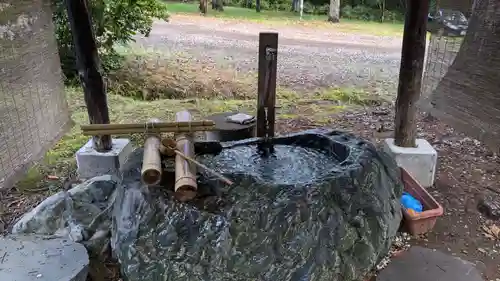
[427,9,469,36]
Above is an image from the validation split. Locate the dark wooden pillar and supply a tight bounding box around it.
[394,0,430,147]
[256,33,278,140]
[66,0,112,152]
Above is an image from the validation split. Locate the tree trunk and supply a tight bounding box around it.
[429,0,500,152]
[299,0,304,19]
[256,0,261,12]
[199,0,208,14]
[380,0,385,22]
[328,0,340,22]
[393,0,429,147]
[293,0,298,12]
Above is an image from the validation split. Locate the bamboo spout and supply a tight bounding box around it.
[174,111,198,202]
[141,118,162,185]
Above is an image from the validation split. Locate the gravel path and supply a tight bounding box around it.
[135,16,403,92]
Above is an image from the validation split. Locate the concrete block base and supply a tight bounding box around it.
[382,138,437,187]
[76,138,133,179]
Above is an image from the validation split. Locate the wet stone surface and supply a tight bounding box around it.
[12,129,404,281]
[377,246,483,281]
[0,235,89,281]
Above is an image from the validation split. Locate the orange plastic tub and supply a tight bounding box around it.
[401,168,444,236]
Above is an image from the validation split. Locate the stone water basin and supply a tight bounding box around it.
[112,129,404,281]
[12,129,404,281]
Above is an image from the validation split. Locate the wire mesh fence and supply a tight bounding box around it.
[0,0,71,189]
[421,35,463,102]
[421,0,500,151]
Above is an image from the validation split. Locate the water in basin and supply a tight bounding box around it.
[198,143,349,185]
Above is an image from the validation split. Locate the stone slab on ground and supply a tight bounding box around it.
[377,246,483,281]
[0,235,89,281]
[382,138,437,187]
[76,138,133,179]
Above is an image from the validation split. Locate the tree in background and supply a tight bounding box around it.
[328,0,340,22]
[52,0,169,81]
[231,0,405,22]
[212,0,224,11]
[200,0,208,14]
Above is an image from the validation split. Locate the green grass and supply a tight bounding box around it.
[166,2,404,36]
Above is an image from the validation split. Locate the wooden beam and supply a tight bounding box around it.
[256,32,278,140]
[66,0,112,152]
[394,0,430,147]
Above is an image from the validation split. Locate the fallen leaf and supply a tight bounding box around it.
[481,224,500,240]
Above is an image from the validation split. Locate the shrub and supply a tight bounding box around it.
[341,4,402,22]
[51,0,169,81]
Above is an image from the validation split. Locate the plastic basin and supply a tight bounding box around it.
[401,168,444,236]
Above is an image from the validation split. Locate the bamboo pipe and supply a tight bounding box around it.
[81,125,216,136]
[141,118,162,186]
[81,120,215,131]
[174,111,198,202]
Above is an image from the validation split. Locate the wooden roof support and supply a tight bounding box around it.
[66,0,112,152]
[394,0,430,147]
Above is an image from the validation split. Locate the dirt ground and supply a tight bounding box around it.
[328,106,500,281]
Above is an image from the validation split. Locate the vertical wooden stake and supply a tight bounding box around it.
[256,32,278,139]
[394,0,429,147]
[66,0,111,152]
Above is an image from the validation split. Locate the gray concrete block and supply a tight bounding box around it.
[377,246,483,281]
[76,138,133,179]
[382,138,438,187]
[0,235,89,281]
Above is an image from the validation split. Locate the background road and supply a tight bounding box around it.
[136,16,403,92]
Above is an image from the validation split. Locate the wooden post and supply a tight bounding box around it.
[394,0,429,147]
[66,0,112,152]
[256,33,278,139]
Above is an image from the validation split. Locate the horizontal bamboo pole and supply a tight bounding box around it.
[80,120,215,131]
[81,125,216,135]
